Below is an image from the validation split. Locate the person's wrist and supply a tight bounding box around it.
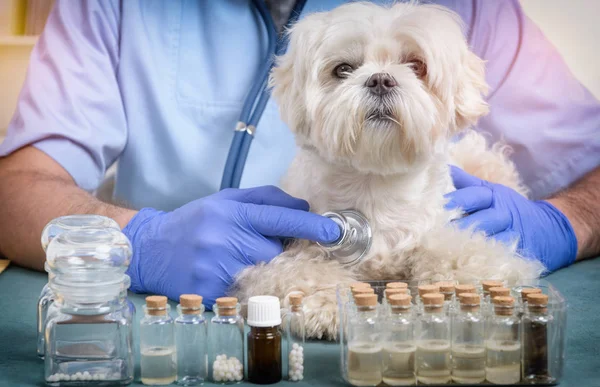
[538,200,578,267]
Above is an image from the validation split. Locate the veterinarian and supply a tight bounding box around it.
[0,1,598,305]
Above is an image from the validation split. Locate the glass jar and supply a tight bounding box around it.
[285,294,305,382]
[316,210,372,266]
[37,263,55,359]
[485,296,521,384]
[247,296,282,384]
[175,294,208,386]
[522,294,555,384]
[140,296,177,385]
[451,293,485,384]
[345,293,382,387]
[382,294,415,386]
[41,215,120,251]
[415,293,451,385]
[44,274,134,385]
[209,297,245,384]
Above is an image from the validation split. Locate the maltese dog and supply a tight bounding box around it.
[233,2,544,339]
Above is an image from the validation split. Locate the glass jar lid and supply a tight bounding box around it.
[41,215,120,252]
[45,228,132,274]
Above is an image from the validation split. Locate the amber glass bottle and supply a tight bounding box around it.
[247,296,282,384]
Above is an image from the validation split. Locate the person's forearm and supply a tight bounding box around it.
[547,166,600,261]
[0,149,136,270]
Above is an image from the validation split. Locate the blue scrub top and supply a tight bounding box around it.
[1,0,599,211]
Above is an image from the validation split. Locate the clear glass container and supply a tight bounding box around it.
[209,297,245,384]
[285,294,305,382]
[140,296,177,385]
[345,293,382,387]
[522,294,555,384]
[44,274,134,385]
[316,210,372,266]
[415,293,451,385]
[41,215,121,252]
[38,263,55,359]
[451,293,485,384]
[485,296,521,385]
[382,294,415,386]
[175,295,208,386]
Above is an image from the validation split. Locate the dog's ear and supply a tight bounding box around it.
[451,50,489,132]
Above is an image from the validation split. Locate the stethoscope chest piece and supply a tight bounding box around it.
[317,210,372,266]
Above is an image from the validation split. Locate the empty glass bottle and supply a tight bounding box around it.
[317,210,372,266]
[346,293,382,386]
[522,293,555,384]
[285,294,306,382]
[382,294,415,386]
[175,294,208,386]
[209,297,245,384]
[451,293,485,384]
[415,293,451,385]
[485,296,521,385]
[140,296,177,385]
[247,296,282,384]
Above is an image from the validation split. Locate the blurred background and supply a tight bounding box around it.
[1,0,599,145]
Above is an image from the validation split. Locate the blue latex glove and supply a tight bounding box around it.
[123,186,340,306]
[444,166,577,273]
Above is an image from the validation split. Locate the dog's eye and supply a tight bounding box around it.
[333,63,354,79]
[408,59,427,79]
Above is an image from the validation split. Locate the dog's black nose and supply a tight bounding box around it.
[365,73,396,96]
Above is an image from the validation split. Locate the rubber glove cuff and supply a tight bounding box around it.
[536,201,578,272]
[122,207,165,293]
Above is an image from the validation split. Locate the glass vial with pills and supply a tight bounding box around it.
[140,296,177,385]
[451,293,486,384]
[415,293,451,385]
[247,296,283,384]
[522,293,555,384]
[209,297,245,384]
[175,294,208,386]
[346,293,383,386]
[485,296,521,384]
[285,294,306,382]
[317,210,372,266]
[382,294,416,386]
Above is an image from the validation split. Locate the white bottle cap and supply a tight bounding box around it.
[247,295,282,327]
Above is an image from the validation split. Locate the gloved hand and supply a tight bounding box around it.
[444,166,578,273]
[123,186,340,306]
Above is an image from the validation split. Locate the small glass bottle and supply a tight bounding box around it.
[454,284,476,298]
[44,274,134,385]
[285,294,306,382]
[481,280,504,301]
[518,288,543,318]
[436,281,456,315]
[175,294,208,386]
[209,297,245,384]
[416,284,439,315]
[346,294,382,386]
[415,293,451,385]
[451,293,485,384]
[522,294,555,384]
[382,294,415,386]
[316,210,372,266]
[384,282,409,302]
[489,287,510,300]
[247,296,283,384]
[140,296,177,385]
[485,296,521,384]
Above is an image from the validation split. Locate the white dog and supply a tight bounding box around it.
[233,1,544,340]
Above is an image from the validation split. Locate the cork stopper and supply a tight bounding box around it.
[354,294,377,307]
[350,282,371,289]
[521,288,542,301]
[179,294,203,314]
[492,296,515,316]
[418,284,440,296]
[527,293,549,306]
[435,281,455,293]
[146,295,168,316]
[422,293,444,312]
[352,287,375,296]
[459,293,480,311]
[389,294,412,307]
[489,287,510,299]
[455,284,476,296]
[386,282,408,289]
[289,293,304,306]
[385,288,406,298]
[216,297,238,316]
[482,280,503,291]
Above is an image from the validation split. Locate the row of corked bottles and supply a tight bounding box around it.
[343,281,555,386]
[139,293,306,386]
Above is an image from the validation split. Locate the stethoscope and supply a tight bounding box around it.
[220,0,307,190]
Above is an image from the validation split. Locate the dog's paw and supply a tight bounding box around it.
[301,286,339,341]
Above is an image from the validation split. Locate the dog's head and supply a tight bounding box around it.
[271,2,489,175]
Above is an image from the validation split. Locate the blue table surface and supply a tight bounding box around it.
[1,259,599,387]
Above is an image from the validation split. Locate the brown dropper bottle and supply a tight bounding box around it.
[247,296,282,384]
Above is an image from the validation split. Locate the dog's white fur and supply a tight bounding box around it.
[232,2,544,339]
